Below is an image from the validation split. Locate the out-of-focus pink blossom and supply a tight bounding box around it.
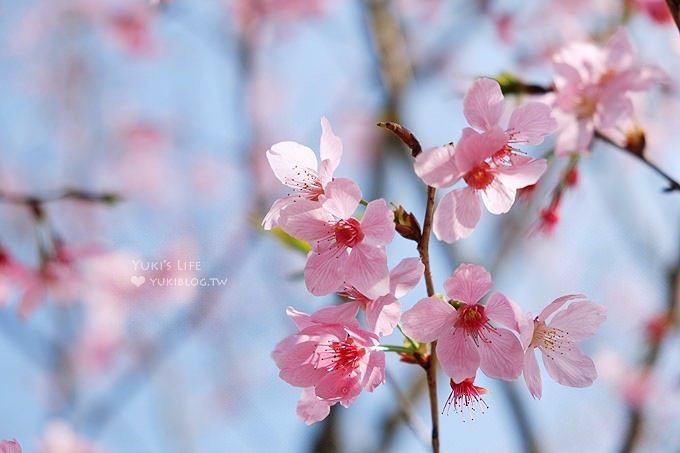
[282,179,394,299]
[272,304,385,424]
[339,257,423,336]
[415,78,553,242]
[105,5,155,55]
[0,439,22,453]
[520,295,606,399]
[227,0,325,32]
[552,29,665,156]
[634,0,673,23]
[263,117,342,230]
[38,421,95,453]
[401,263,524,382]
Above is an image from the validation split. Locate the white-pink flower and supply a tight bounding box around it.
[415,78,553,242]
[520,294,607,399]
[339,257,424,336]
[552,28,665,156]
[263,116,342,230]
[272,303,385,424]
[283,178,395,299]
[401,263,523,382]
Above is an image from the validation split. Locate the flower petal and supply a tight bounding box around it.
[297,388,332,425]
[433,188,481,243]
[366,295,400,336]
[315,369,362,401]
[304,245,348,296]
[267,141,319,188]
[345,243,389,299]
[523,349,543,399]
[361,350,386,392]
[401,296,455,342]
[538,294,587,321]
[463,78,505,132]
[480,178,515,215]
[443,263,492,304]
[437,328,480,383]
[389,257,424,298]
[478,328,524,380]
[454,127,508,174]
[507,102,557,145]
[413,144,461,188]
[541,344,597,388]
[495,156,547,190]
[485,292,520,332]
[319,117,343,187]
[322,178,361,220]
[310,302,361,326]
[549,301,606,342]
[360,199,395,246]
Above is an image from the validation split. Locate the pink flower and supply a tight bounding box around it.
[401,263,523,382]
[552,29,665,156]
[263,117,342,230]
[443,375,490,419]
[520,295,607,399]
[0,439,22,453]
[339,257,424,336]
[415,78,553,242]
[39,421,95,453]
[283,178,395,299]
[272,304,385,424]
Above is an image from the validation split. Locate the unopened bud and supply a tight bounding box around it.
[393,205,422,243]
[624,127,646,157]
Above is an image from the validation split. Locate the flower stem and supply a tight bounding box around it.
[417,184,439,453]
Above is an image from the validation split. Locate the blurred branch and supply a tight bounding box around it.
[620,255,679,453]
[665,1,680,35]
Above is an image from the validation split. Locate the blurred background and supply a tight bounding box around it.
[0,0,679,452]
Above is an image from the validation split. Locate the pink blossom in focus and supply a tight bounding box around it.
[263,117,343,230]
[401,263,524,382]
[339,257,424,336]
[520,295,606,399]
[551,29,665,156]
[0,439,22,453]
[415,78,553,242]
[443,375,490,418]
[272,304,385,424]
[39,421,95,453]
[282,178,394,299]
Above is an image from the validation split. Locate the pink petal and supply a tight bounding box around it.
[318,117,343,187]
[555,118,594,157]
[262,196,292,230]
[518,312,535,350]
[275,340,324,387]
[297,388,332,425]
[478,328,524,380]
[413,144,461,188]
[463,77,505,132]
[485,292,519,332]
[454,127,508,174]
[322,178,361,220]
[0,440,22,453]
[480,178,515,215]
[541,344,597,388]
[267,141,319,188]
[548,301,606,342]
[389,257,424,298]
[522,349,543,399]
[361,350,386,392]
[366,295,400,336]
[345,243,389,299]
[443,263,492,304]
[360,199,395,246]
[286,306,314,330]
[538,294,587,321]
[437,327,480,383]
[495,156,547,190]
[315,369,362,401]
[281,202,333,243]
[432,188,481,243]
[310,302,361,326]
[304,245,348,296]
[604,28,635,69]
[400,296,455,342]
[507,102,557,145]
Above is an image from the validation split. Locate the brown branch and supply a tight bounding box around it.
[665,1,680,35]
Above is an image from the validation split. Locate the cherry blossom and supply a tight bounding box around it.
[401,263,523,382]
[38,421,95,453]
[551,29,665,156]
[0,439,22,453]
[282,178,394,299]
[263,116,343,230]
[339,257,424,336]
[272,304,385,424]
[415,78,553,242]
[520,295,607,399]
[443,375,490,418]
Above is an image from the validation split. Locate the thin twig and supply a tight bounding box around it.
[665,1,680,36]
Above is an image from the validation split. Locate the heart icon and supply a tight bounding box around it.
[131,276,146,287]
